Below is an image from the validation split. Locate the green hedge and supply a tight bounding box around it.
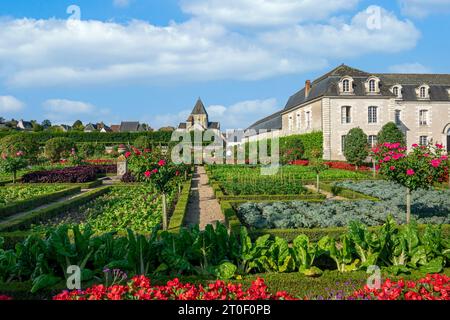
[0,186,81,219]
[0,187,111,232]
[168,180,192,233]
[221,201,241,235]
[280,131,323,160]
[0,131,172,144]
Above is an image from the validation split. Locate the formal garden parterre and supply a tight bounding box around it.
[0,132,449,300]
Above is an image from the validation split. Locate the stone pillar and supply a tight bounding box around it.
[322,98,332,160]
[117,155,128,177]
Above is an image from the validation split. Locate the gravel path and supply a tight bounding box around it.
[184,166,225,230]
[304,184,346,200]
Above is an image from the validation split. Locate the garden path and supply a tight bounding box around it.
[304,185,347,201]
[184,166,225,230]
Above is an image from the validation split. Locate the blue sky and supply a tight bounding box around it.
[0,0,450,129]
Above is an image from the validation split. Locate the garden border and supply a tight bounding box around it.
[0,186,111,232]
[168,179,193,233]
[0,186,82,219]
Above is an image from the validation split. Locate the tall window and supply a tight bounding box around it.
[393,86,399,97]
[341,135,347,153]
[369,80,376,92]
[288,116,293,131]
[420,87,427,98]
[395,110,402,125]
[420,136,428,146]
[306,111,311,129]
[368,135,378,147]
[343,79,350,92]
[368,106,378,124]
[341,106,351,124]
[296,113,301,130]
[419,110,429,126]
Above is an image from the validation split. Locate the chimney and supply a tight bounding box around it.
[305,80,311,98]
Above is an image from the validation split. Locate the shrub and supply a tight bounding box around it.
[78,143,96,158]
[45,137,75,162]
[344,128,368,169]
[0,134,40,162]
[21,165,116,183]
[377,122,406,146]
[281,132,323,160]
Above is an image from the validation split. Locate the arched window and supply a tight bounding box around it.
[343,79,350,92]
[369,80,376,92]
[368,106,378,124]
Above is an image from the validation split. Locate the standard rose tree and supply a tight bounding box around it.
[372,143,448,223]
[0,151,28,183]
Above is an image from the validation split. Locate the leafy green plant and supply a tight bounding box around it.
[292,235,322,276]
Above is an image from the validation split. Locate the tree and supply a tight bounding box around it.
[42,119,52,129]
[309,148,329,192]
[72,120,84,131]
[344,128,368,170]
[0,151,28,183]
[378,122,405,146]
[134,136,152,150]
[32,122,44,132]
[372,143,448,223]
[45,137,75,162]
[0,134,40,162]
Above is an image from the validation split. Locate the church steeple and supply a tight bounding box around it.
[191,97,208,116]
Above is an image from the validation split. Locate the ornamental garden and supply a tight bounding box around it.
[0,126,449,301]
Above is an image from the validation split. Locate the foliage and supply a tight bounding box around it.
[221,177,307,195]
[377,122,406,146]
[0,185,67,207]
[44,137,75,162]
[238,181,450,228]
[0,134,39,162]
[344,128,368,168]
[134,136,153,150]
[21,165,116,183]
[0,219,449,292]
[0,152,28,183]
[282,132,323,160]
[372,143,448,192]
[281,138,304,164]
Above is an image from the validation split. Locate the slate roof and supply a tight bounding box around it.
[283,64,450,112]
[178,123,187,129]
[120,122,140,132]
[247,110,282,132]
[191,98,208,116]
[110,125,120,132]
[208,122,220,130]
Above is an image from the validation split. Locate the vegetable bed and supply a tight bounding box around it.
[0,185,69,207]
[237,180,450,229]
[38,185,176,234]
[21,165,116,183]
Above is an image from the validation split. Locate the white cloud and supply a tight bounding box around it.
[207,98,279,129]
[181,0,360,27]
[388,62,432,73]
[150,98,278,130]
[399,0,450,18]
[0,5,419,88]
[42,99,109,123]
[113,0,131,8]
[260,6,420,58]
[0,96,25,112]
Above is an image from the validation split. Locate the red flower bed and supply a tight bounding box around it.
[290,160,371,171]
[0,295,12,300]
[53,276,297,301]
[350,274,450,300]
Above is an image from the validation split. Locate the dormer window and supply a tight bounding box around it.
[391,85,403,99]
[339,77,354,94]
[365,76,380,94]
[416,84,430,100]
